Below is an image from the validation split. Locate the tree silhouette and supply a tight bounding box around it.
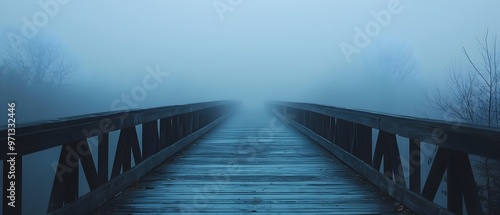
[0,29,77,87]
[427,29,500,214]
[375,41,419,87]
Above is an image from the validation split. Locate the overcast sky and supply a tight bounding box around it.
[1,0,500,118]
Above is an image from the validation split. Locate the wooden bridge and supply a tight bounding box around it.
[1,101,499,214]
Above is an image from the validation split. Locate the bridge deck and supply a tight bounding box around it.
[95,111,399,214]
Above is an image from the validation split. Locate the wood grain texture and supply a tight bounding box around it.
[95,111,399,214]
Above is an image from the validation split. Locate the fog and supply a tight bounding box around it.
[0,0,497,122]
[1,1,500,214]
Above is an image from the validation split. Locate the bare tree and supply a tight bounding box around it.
[426,29,500,214]
[0,29,77,87]
[375,41,419,87]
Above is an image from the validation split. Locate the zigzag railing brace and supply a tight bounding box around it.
[269,101,497,215]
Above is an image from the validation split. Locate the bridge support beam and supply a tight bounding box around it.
[409,139,421,194]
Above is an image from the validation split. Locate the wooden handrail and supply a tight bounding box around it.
[0,101,240,215]
[269,101,500,215]
[269,101,500,160]
[0,101,237,159]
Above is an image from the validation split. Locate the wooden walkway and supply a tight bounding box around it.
[95,111,400,214]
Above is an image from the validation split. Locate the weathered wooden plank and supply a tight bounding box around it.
[95,112,401,214]
[276,110,454,215]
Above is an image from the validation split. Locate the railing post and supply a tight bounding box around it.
[188,112,194,135]
[300,110,305,126]
[336,119,351,150]
[447,150,463,214]
[409,138,421,194]
[159,118,169,149]
[98,133,109,185]
[311,112,317,133]
[142,121,158,159]
[448,150,483,215]
[175,115,183,140]
[329,118,337,144]
[383,133,394,179]
[304,111,309,129]
[122,130,132,172]
[307,111,312,129]
[354,124,372,165]
[322,114,329,139]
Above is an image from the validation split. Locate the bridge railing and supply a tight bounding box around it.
[0,101,239,215]
[269,101,500,215]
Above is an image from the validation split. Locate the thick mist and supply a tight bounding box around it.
[1,1,500,122]
[1,1,500,214]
